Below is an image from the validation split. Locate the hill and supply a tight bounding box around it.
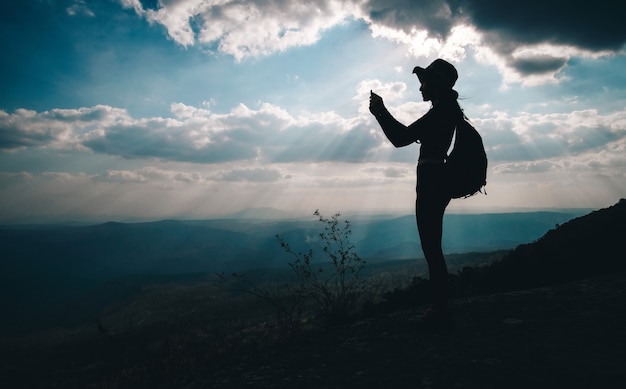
[456,198,626,295]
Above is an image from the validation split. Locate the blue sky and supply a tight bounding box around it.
[1,0,625,222]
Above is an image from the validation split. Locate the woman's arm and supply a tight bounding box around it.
[370,91,421,147]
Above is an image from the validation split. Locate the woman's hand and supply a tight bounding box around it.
[369,90,385,116]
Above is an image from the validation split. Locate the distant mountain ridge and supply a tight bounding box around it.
[223,207,301,220]
[0,210,590,282]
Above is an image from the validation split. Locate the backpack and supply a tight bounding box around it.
[445,118,488,198]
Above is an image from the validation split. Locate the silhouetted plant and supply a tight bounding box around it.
[277,210,366,322]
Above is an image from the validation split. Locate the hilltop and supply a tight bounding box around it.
[203,273,626,389]
[3,272,625,388]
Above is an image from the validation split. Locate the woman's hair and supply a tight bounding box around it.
[436,88,465,121]
[437,87,458,101]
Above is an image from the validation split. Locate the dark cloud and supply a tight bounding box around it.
[509,55,568,76]
[0,126,44,150]
[0,109,64,150]
[368,0,461,38]
[463,0,626,52]
[83,123,259,163]
[365,0,626,77]
[42,106,111,123]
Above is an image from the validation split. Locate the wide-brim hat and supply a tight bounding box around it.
[412,58,458,89]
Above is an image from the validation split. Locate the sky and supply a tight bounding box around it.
[1,0,625,222]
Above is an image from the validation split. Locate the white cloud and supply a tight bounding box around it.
[67,0,95,17]
[211,167,283,182]
[361,166,409,178]
[100,169,148,184]
[170,102,212,119]
[0,105,130,151]
[0,99,381,164]
[368,24,442,59]
[123,0,363,60]
[355,79,409,116]
[98,166,204,186]
[144,0,205,48]
[118,0,145,15]
[5,99,624,174]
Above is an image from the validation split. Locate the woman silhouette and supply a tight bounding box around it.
[369,59,462,328]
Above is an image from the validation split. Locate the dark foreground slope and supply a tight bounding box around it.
[204,274,626,389]
[2,272,624,388]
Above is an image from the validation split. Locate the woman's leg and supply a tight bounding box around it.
[416,193,451,311]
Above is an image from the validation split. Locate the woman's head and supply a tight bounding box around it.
[413,59,458,102]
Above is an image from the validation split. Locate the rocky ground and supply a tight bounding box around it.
[2,272,626,388]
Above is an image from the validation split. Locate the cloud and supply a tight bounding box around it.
[478,108,626,175]
[66,0,95,17]
[83,117,259,163]
[368,1,626,86]
[211,167,282,182]
[118,0,626,84]
[363,0,626,53]
[0,171,34,180]
[464,0,626,53]
[99,169,148,184]
[122,0,362,60]
[4,100,625,172]
[0,167,208,193]
[509,54,568,77]
[364,2,624,85]
[362,166,409,178]
[98,166,202,184]
[1,101,383,164]
[492,160,559,175]
[0,106,125,151]
[119,0,145,15]
[366,0,460,39]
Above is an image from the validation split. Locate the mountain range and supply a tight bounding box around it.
[0,206,606,334]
